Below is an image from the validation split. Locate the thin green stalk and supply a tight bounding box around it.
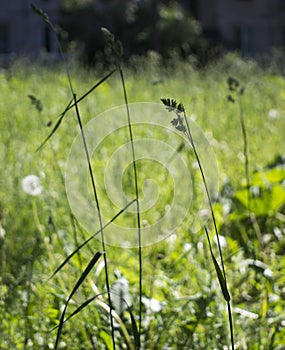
[204,227,234,350]
[101,26,142,344]
[227,78,250,212]
[30,6,116,345]
[161,98,234,349]
[238,98,250,211]
[23,261,33,350]
[227,299,235,350]
[183,112,234,350]
[73,93,116,349]
[183,113,227,279]
[118,67,142,347]
[238,92,262,251]
[50,199,136,279]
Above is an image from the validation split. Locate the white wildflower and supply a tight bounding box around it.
[237,152,245,162]
[183,242,192,252]
[214,234,227,248]
[142,296,165,313]
[268,109,279,119]
[190,114,197,121]
[22,175,43,196]
[197,208,210,219]
[222,198,232,216]
[110,276,131,315]
[0,226,6,239]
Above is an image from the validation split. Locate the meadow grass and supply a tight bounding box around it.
[0,54,285,349]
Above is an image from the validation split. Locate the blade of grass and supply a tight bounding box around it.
[55,251,104,349]
[69,68,116,107]
[183,110,235,350]
[50,199,136,279]
[102,26,142,346]
[51,293,106,332]
[118,66,142,345]
[161,98,234,350]
[37,69,116,151]
[52,292,139,350]
[32,6,117,348]
[73,92,116,349]
[128,306,140,350]
[36,99,73,151]
[204,226,230,302]
[183,112,227,278]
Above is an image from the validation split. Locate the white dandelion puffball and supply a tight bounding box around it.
[110,277,131,315]
[22,175,43,196]
[268,109,279,119]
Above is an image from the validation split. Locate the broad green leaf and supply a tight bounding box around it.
[235,184,285,215]
[251,168,285,186]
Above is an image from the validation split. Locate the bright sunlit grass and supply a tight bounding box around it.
[0,54,285,349]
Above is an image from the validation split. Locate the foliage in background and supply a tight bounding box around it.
[59,0,208,65]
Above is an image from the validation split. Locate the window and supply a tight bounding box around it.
[279,0,285,11]
[235,26,254,56]
[44,26,51,52]
[0,22,9,53]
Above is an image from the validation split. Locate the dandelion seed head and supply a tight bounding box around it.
[268,109,279,119]
[110,276,130,315]
[22,175,43,196]
[0,227,6,239]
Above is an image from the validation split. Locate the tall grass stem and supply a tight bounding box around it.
[73,93,116,349]
[183,110,234,350]
[118,67,142,347]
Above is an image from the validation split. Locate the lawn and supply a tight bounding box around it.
[0,54,285,349]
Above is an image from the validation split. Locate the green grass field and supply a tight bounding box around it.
[0,54,285,349]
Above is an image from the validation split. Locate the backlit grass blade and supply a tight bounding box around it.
[51,293,106,331]
[37,69,116,151]
[204,227,230,302]
[72,68,116,106]
[50,199,136,279]
[55,251,104,349]
[53,292,139,349]
[36,98,73,151]
[128,306,140,349]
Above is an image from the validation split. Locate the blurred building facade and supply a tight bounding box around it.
[0,0,58,58]
[0,0,284,60]
[193,0,285,55]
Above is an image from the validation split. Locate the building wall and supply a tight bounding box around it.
[193,0,285,55]
[0,0,59,57]
[1,0,284,59]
